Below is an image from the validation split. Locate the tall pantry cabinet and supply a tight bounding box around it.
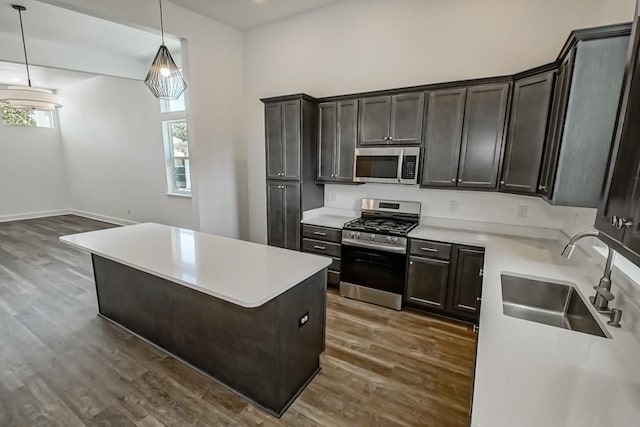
[262,94,324,250]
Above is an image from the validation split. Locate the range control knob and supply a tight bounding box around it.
[370,234,376,241]
[385,236,392,243]
[392,237,399,243]
[350,232,357,239]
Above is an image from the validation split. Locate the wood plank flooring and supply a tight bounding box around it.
[0,215,477,426]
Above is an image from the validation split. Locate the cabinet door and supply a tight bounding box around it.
[283,181,301,251]
[359,96,391,145]
[336,100,358,181]
[265,103,284,180]
[406,256,450,310]
[539,51,575,199]
[389,93,425,145]
[282,100,301,180]
[266,181,285,248]
[318,102,337,181]
[501,72,555,194]
[450,248,484,319]
[420,88,466,187]
[458,83,510,189]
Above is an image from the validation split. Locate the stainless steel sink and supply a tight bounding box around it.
[501,274,609,338]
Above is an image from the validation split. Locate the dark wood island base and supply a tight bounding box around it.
[91,255,327,417]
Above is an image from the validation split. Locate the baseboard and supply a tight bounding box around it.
[0,209,72,223]
[70,210,137,226]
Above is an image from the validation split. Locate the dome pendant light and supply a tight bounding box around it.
[0,5,62,111]
[144,0,186,100]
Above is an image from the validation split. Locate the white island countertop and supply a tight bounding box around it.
[60,223,331,308]
[409,224,640,427]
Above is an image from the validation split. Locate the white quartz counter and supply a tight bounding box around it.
[301,214,355,229]
[409,225,640,426]
[60,223,331,308]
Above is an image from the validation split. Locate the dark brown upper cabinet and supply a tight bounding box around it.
[597,8,640,267]
[538,26,631,207]
[421,88,466,187]
[457,83,510,189]
[265,100,301,181]
[317,100,358,182]
[500,70,556,194]
[262,94,324,251]
[359,93,425,146]
[421,82,510,190]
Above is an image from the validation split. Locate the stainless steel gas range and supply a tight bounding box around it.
[340,198,421,310]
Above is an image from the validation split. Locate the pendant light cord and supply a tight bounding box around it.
[16,7,32,87]
[159,0,165,46]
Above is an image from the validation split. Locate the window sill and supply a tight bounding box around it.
[166,192,192,199]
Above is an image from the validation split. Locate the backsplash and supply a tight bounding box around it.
[324,183,591,230]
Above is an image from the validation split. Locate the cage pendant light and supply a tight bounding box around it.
[144,0,186,100]
[0,4,62,110]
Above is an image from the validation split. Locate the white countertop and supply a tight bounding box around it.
[60,223,331,308]
[408,225,640,426]
[301,214,355,229]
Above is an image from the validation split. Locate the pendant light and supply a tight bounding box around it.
[0,5,62,110]
[144,0,186,100]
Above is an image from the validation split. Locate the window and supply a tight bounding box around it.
[1,102,54,128]
[160,92,185,113]
[163,119,191,194]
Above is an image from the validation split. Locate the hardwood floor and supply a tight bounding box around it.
[0,215,477,426]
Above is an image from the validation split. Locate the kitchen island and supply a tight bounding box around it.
[60,223,331,417]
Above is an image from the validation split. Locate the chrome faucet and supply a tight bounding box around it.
[562,231,621,326]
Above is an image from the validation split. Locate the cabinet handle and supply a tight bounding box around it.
[420,247,438,252]
[388,136,393,140]
[451,178,456,183]
[313,245,326,250]
[458,179,462,182]
[500,181,505,185]
[473,325,479,333]
[477,297,481,302]
[313,231,327,236]
[479,269,484,277]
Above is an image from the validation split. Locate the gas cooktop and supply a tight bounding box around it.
[343,217,418,236]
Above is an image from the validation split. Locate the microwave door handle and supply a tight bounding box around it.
[397,149,404,183]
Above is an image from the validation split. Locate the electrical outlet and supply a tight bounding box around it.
[518,205,528,218]
[449,201,458,213]
[127,209,131,216]
[327,191,336,202]
[299,311,310,328]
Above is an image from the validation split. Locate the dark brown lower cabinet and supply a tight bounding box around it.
[406,256,449,310]
[405,240,485,323]
[267,181,301,250]
[301,224,342,287]
[450,248,485,320]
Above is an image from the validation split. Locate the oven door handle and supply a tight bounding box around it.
[342,238,407,254]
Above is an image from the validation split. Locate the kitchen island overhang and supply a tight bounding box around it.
[61,223,332,417]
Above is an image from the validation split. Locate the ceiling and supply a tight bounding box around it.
[169,0,344,30]
[0,61,96,90]
[0,0,181,62]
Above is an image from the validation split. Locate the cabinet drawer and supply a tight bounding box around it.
[302,238,341,258]
[328,270,340,287]
[409,240,452,260]
[329,257,341,272]
[302,225,342,243]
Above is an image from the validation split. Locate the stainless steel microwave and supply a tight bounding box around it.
[353,147,420,185]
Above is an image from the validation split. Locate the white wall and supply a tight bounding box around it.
[245,0,636,243]
[42,0,247,239]
[0,113,69,220]
[57,75,193,228]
